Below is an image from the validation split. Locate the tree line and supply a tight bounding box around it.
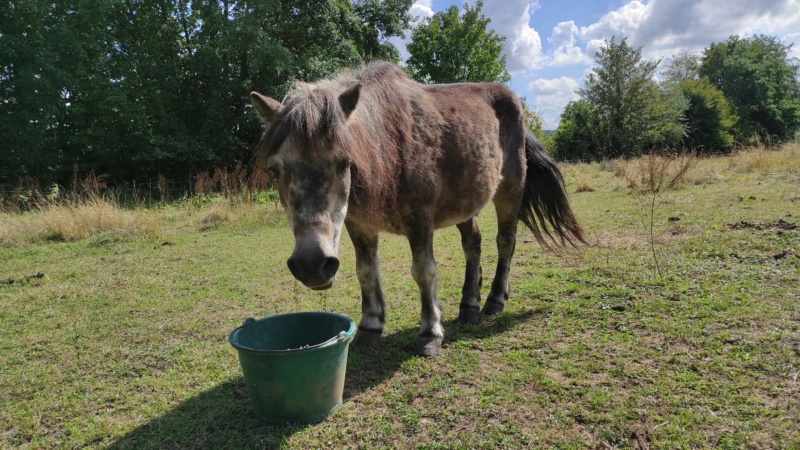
[549,35,800,160]
[3,1,798,189]
[1,0,413,186]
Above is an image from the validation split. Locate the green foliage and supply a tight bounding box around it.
[549,100,596,161]
[406,1,510,84]
[0,0,412,185]
[650,81,688,149]
[679,78,738,151]
[699,35,800,144]
[579,37,683,158]
[662,50,701,82]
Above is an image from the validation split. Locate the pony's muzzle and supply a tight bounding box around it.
[287,254,339,290]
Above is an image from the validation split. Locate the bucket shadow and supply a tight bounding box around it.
[108,309,536,449]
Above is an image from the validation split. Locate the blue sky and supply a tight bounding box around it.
[392,0,800,128]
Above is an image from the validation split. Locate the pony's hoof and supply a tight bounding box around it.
[457,307,480,324]
[416,336,443,357]
[481,301,505,316]
[351,328,382,347]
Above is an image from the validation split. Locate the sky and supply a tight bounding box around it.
[391,0,800,129]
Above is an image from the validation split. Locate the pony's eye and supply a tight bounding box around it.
[337,160,350,174]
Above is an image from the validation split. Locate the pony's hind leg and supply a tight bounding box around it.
[456,218,482,324]
[408,227,444,356]
[347,223,386,347]
[482,196,520,316]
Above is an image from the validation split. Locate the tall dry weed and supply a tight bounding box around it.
[192,165,273,205]
[615,153,697,193]
[612,152,697,279]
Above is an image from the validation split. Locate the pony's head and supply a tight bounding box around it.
[251,82,361,290]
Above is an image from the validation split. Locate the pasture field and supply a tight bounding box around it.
[1,145,799,449]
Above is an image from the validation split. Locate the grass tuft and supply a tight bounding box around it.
[198,201,285,231]
[575,180,595,193]
[0,196,161,246]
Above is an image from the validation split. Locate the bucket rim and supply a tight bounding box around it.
[228,311,356,354]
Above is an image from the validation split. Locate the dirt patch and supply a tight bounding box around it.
[727,219,798,232]
[0,272,44,286]
[771,248,797,260]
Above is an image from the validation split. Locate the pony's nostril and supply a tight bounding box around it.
[287,258,302,281]
[320,257,340,280]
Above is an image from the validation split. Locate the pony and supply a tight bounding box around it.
[251,61,584,356]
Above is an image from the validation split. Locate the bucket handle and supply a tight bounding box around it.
[316,331,348,348]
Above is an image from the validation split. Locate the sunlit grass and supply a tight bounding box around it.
[1,143,798,448]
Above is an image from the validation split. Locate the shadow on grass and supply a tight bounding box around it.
[108,309,537,449]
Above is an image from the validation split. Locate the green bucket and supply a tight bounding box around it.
[229,312,356,423]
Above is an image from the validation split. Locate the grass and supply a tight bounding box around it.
[1,144,799,448]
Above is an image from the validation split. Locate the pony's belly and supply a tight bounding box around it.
[432,180,499,229]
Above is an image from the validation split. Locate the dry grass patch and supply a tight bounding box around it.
[728,142,800,175]
[198,201,285,231]
[0,197,161,245]
[575,179,595,193]
[564,143,800,189]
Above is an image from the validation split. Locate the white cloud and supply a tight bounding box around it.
[409,0,434,21]
[481,0,545,73]
[579,1,647,42]
[549,20,577,48]
[526,76,581,128]
[584,39,605,62]
[577,0,800,61]
[548,21,590,67]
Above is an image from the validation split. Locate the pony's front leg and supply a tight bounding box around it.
[409,228,444,356]
[347,223,386,348]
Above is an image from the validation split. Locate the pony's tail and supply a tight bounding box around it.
[519,131,586,248]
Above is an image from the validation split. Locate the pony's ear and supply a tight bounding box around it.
[338,84,361,119]
[250,92,281,124]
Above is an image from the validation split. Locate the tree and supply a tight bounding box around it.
[679,78,738,151]
[662,50,701,82]
[406,1,510,84]
[549,100,597,161]
[352,0,415,61]
[651,80,688,149]
[580,37,680,157]
[662,49,735,152]
[699,35,800,144]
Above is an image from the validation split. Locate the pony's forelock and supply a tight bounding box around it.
[262,63,409,225]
